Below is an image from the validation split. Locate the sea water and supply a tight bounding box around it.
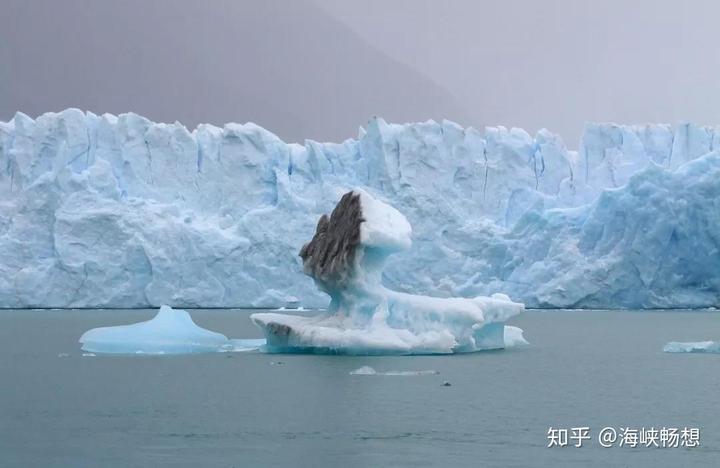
[0,309,718,467]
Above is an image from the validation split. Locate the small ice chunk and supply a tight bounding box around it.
[663,341,720,353]
[79,305,255,355]
[504,326,529,347]
[383,369,440,376]
[349,366,439,376]
[226,339,266,352]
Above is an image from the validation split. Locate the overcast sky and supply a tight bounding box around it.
[2,0,719,147]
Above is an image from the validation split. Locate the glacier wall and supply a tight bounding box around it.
[0,109,718,309]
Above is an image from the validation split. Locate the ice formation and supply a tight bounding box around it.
[79,305,264,354]
[349,366,440,376]
[251,190,524,354]
[1,109,719,309]
[663,341,720,354]
[503,326,529,347]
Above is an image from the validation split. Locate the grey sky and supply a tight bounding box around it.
[2,0,719,147]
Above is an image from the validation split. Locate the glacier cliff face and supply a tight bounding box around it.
[0,109,718,308]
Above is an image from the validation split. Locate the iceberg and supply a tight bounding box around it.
[663,341,720,354]
[1,110,719,309]
[251,190,524,354]
[79,305,264,354]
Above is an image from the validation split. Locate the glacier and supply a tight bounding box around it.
[251,189,524,354]
[1,109,719,309]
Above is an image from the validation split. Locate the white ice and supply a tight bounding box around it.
[251,190,525,355]
[79,305,264,354]
[663,341,720,354]
[349,366,440,376]
[504,326,529,347]
[2,110,719,309]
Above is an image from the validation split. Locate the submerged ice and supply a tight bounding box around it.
[251,190,524,354]
[1,110,719,309]
[79,305,264,354]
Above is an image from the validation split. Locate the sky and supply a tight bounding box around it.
[1,0,719,147]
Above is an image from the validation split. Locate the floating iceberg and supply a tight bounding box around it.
[349,366,440,376]
[79,305,264,354]
[251,190,524,355]
[1,110,719,309]
[663,341,720,354]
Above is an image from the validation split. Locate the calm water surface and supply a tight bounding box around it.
[1,309,718,467]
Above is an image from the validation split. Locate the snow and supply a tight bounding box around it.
[251,190,524,354]
[1,109,719,309]
[79,305,264,354]
[357,189,412,251]
[663,341,720,354]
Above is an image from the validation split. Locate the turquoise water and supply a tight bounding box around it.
[1,309,718,467]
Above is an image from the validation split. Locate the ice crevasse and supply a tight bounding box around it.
[1,109,719,309]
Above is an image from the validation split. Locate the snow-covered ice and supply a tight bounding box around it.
[79,305,264,354]
[1,110,719,309]
[663,341,720,354]
[251,190,524,354]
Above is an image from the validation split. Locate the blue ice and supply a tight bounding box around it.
[79,305,264,354]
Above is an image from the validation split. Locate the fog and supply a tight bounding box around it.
[2,0,719,146]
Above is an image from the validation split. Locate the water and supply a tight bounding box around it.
[1,309,718,467]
